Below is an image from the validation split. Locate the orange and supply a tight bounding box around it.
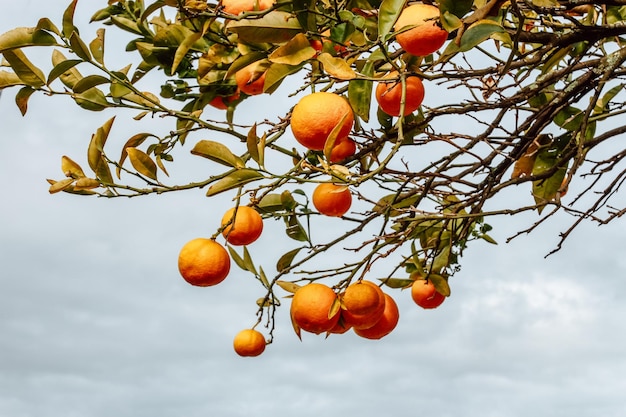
[233,329,266,357]
[375,73,425,117]
[291,92,354,150]
[221,0,274,15]
[354,293,399,339]
[235,62,267,96]
[209,90,240,110]
[312,183,352,217]
[411,278,445,309]
[329,137,357,163]
[395,4,448,56]
[342,280,384,316]
[290,283,340,334]
[221,206,264,246]
[327,314,352,334]
[178,238,231,286]
[309,29,347,56]
[341,281,386,330]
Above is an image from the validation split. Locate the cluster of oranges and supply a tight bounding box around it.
[181,3,450,356]
[177,205,267,356]
[290,277,446,341]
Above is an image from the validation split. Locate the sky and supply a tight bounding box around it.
[1,2,626,417]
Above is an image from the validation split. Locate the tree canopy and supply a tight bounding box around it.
[2,0,626,349]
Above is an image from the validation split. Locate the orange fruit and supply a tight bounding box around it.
[291,92,354,150]
[221,0,274,15]
[329,137,357,163]
[395,4,448,56]
[233,329,266,357]
[221,206,264,246]
[235,62,267,96]
[327,314,352,334]
[375,73,425,117]
[342,280,384,316]
[290,283,340,334]
[312,183,352,217]
[209,90,240,110]
[354,293,399,339]
[309,29,347,56]
[411,278,445,309]
[341,280,386,330]
[178,238,231,286]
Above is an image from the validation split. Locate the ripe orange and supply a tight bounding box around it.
[329,137,357,163]
[341,280,386,330]
[221,0,274,15]
[221,206,264,246]
[375,73,425,117]
[312,183,352,217]
[178,238,231,286]
[411,278,445,309]
[327,314,352,334]
[209,90,240,110]
[354,293,399,339]
[342,280,384,316]
[290,283,340,334]
[233,329,266,357]
[395,4,448,56]
[235,62,267,96]
[291,92,354,150]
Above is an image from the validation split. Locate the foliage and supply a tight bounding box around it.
[2,0,626,345]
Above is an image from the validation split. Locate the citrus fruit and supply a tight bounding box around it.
[342,280,384,316]
[312,183,352,217]
[235,62,267,96]
[221,206,264,246]
[291,92,354,150]
[354,293,400,340]
[329,137,357,163]
[411,278,445,309]
[290,283,340,334]
[395,4,448,56]
[178,238,231,286]
[375,73,425,117]
[327,314,352,334]
[341,281,386,330]
[233,329,266,357]
[222,0,274,15]
[209,90,240,110]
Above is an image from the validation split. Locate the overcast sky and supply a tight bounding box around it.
[2,2,626,417]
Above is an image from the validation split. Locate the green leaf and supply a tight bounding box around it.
[227,245,248,271]
[439,0,473,19]
[0,27,57,52]
[532,0,558,6]
[532,145,567,211]
[171,29,204,75]
[257,193,284,213]
[72,74,110,94]
[2,50,46,88]
[428,274,451,297]
[191,140,245,169]
[74,87,109,111]
[594,84,624,114]
[348,59,374,122]
[263,62,302,94]
[127,147,158,181]
[89,29,105,65]
[459,20,504,52]
[242,246,258,275]
[268,33,317,65]
[379,0,406,41]
[62,0,79,38]
[246,124,261,165]
[379,277,414,289]
[69,31,92,61]
[285,214,308,242]
[0,70,23,89]
[206,169,264,196]
[227,11,303,44]
[15,86,35,116]
[48,55,82,87]
[276,247,303,272]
